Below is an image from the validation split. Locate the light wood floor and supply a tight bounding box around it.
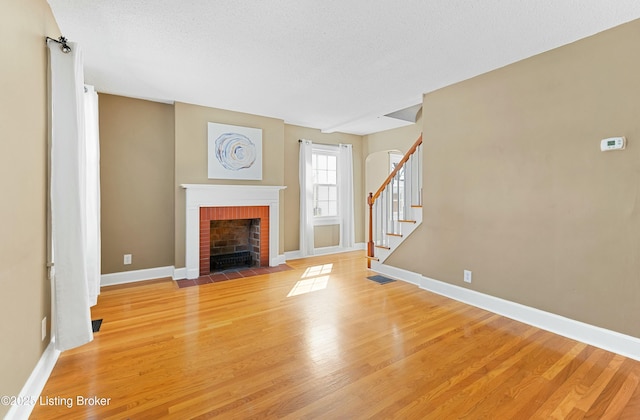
[31,251,640,419]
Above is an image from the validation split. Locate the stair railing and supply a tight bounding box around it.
[367,135,423,267]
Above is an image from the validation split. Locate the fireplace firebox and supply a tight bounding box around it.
[209,218,260,271]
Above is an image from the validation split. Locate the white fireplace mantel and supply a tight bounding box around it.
[181,184,286,279]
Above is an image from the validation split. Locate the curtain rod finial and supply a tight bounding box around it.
[46,35,72,53]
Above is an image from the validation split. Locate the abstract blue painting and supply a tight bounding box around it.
[208,122,262,180]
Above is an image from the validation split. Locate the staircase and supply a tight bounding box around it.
[367,135,423,268]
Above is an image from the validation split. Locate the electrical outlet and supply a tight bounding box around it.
[41,317,47,341]
[464,270,472,283]
[124,254,132,265]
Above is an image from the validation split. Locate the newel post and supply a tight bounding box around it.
[367,192,374,268]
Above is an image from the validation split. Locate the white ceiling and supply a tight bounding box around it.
[48,1,640,135]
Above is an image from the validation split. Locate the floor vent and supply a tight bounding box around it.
[367,275,396,285]
[92,319,103,332]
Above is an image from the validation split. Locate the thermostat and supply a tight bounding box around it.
[600,137,626,152]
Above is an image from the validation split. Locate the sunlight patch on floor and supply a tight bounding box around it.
[287,276,330,297]
[301,263,333,278]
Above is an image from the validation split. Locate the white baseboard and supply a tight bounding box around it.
[284,250,303,260]
[285,243,366,261]
[370,261,422,286]
[5,341,60,420]
[100,266,175,287]
[274,254,287,265]
[172,267,186,280]
[371,263,640,362]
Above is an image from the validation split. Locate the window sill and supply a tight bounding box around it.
[313,217,340,226]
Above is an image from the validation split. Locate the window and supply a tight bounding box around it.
[312,148,338,224]
[299,140,354,254]
[389,152,405,221]
[389,152,402,173]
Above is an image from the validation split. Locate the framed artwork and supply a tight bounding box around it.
[207,122,263,180]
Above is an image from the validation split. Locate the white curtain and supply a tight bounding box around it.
[84,85,101,306]
[299,139,315,256]
[338,143,355,248]
[48,40,99,351]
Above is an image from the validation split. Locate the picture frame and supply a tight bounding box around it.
[207,122,262,180]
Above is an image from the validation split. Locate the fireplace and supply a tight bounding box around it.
[182,184,286,279]
[199,206,269,276]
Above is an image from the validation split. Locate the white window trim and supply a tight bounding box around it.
[314,216,341,226]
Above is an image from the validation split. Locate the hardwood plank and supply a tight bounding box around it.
[599,372,639,419]
[29,251,640,419]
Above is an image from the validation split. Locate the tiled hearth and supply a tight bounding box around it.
[176,264,292,288]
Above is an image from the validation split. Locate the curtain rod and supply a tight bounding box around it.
[298,139,347,147]
[45,36,72,53]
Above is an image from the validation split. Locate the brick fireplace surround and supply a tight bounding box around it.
[182,184,286,280]
[199,206,269,276]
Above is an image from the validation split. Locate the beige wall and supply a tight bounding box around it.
[283,124,365,252]
[365,151,397,198]
[314,225,340,248]
[364,121,422,160]
[101,100,367,269]
[388,19,640,338]
[363,118,422,196]
[99,94,175,273]
[0,0,59,416]
[174,102,285,267]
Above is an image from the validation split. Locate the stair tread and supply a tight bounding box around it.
[375,245,391,250]
[387,233,403,237]
[398,219,417,223]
